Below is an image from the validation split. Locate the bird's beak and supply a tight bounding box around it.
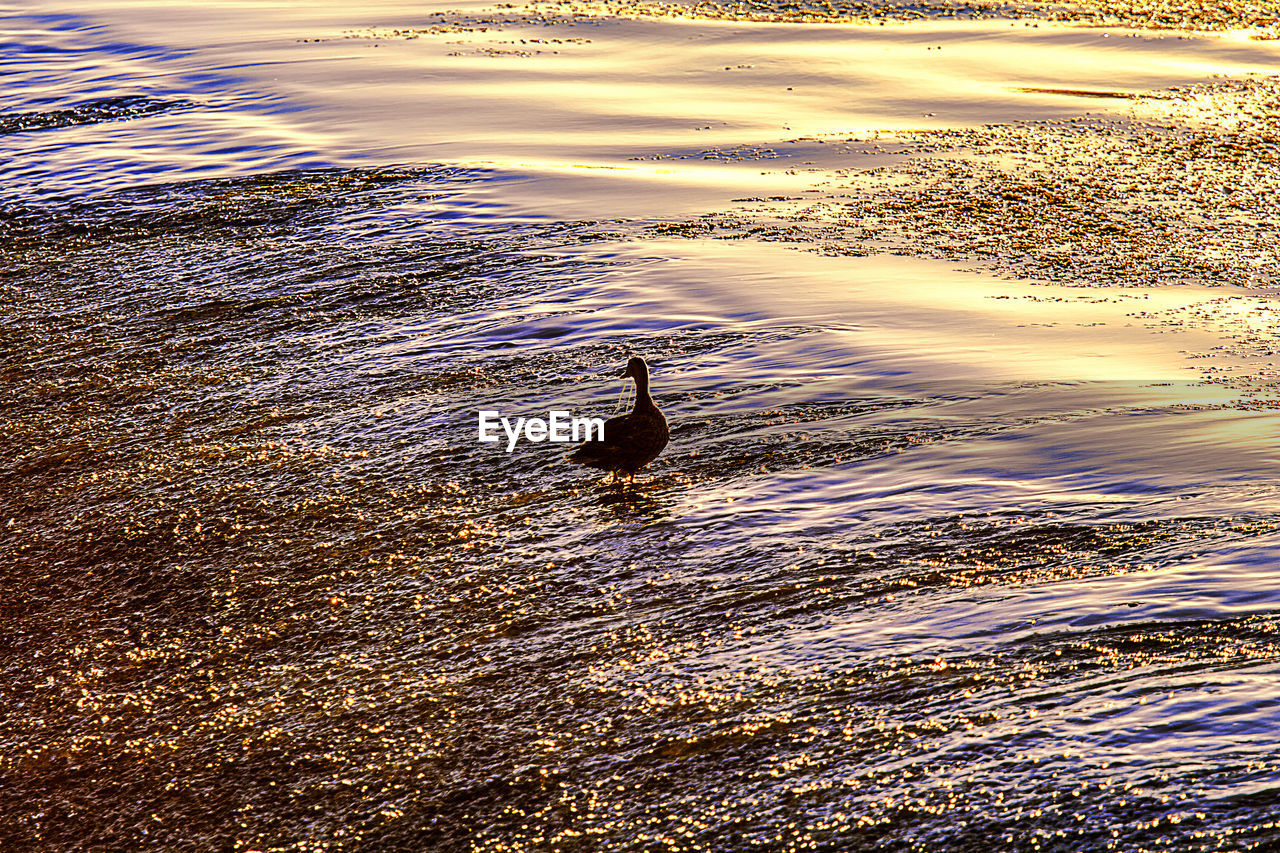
[618,367,629,378]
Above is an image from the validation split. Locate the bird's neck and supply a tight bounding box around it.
[632,373,655,411]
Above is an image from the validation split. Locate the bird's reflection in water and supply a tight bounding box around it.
[594,476,678,522]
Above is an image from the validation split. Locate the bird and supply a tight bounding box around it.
[569,356,669,483]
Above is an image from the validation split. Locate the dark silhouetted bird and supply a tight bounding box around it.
[569,356,669,482]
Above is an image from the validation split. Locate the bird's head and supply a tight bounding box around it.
[620,356,648,380]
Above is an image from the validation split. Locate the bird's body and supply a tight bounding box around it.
[569,357,668,482]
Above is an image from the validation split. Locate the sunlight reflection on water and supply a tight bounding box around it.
[2,1,1280,850]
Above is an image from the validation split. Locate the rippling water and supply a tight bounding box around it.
[3,1,1280,850]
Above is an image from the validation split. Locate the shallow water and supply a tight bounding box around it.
[2,1,1280,851]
